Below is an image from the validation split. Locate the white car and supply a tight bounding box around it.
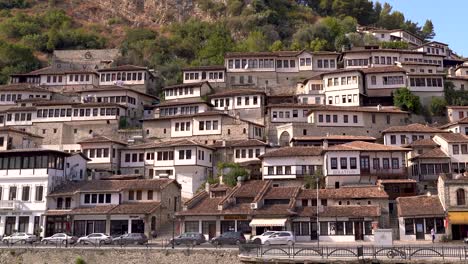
[77,233,112,245]
[42,233,78,245]
[262,231,295,246]
[2,233,37,244]
[250,231,278,244]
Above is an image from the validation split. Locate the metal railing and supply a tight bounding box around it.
[239,244,468,260]
[0,200,21,210]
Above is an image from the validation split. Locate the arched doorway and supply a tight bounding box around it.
[279,131,290,147]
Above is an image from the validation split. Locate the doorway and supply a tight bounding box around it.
[131,219,144,233]
[415,218,425,240]
[4,217,16,236]
[354,222,364,240]
[310,222,318,240]
[452,225,468,240]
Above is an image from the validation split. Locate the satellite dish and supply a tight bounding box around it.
[244,64,249,70]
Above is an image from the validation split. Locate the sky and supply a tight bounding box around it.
[373,0,467,56]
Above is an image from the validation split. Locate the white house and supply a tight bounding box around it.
[382,123,447,146]
[0,149,88,237]
[322,69,364,106]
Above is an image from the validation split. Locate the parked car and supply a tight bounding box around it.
[250,231,278,244]
[170,232,206,246]
[210,231,246,246]
[112,233,148,245]
[2,233,37,244]
[42,233,78,245]
[262,231,295,246]
[77,233,112,245]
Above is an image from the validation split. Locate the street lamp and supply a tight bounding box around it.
[66,215,71,248]
[171,215,176,249]
[316,177,319,248]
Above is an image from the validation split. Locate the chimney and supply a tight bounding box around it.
[221,140,226,147]
[236,176,244,187]
[323,139,329,149]
[377,104,382,111]
[205,182,210,193]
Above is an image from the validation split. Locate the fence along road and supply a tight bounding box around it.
[239,244,468,261]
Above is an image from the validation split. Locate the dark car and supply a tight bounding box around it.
[170,232,206,246]
[112,233,148,245]
[210,231,246,246]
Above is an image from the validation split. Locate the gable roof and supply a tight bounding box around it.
[259,146,323,158]
[410,148,449,160]
[402,138,439,148]
[397,195,444,217]
[210,139,267,148]
[162,81,211,90]
[383,123,445,134]
[97,65,148,72]
[361,66,406,74]
[297,186,388,199]
[182,65,225,71]
[327,141,409,152]
[77,135,127,145]
[207,89,265,98]
[436,133,468,143]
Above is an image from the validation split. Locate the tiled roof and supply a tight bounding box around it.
[64,205,116,215]
[411,148,450,159]
[182,65,225,71]
[397,195,444,217]
[157,98,209,107]
[361,66,406,74]
[383,123,444,133]
[77,135,127,145]
[0,84,51,92]
[266,103,319,109]
[436,133,468,143]
[79,86,159,99]
[309,105,408,114]
[0,148,71,156]
[108,202,161,214]
[291,135,376,142]
[97,65,148,72]
[297,186,388,199]
[264,187,299,199]
[233,181,269,198]
[125,139,215,150]
[210,139,267,148]
[48,179,176,196]
[259,146,323,158]
[327,141,409,152]
[402,138,438,148]
[253,204,294,216]
[378,179,417,184]
[296,205,381,217]
[439,117,468,129]
[162,82,210,90]
[0,127,43,138]
[207,89,265,98]
[224,50,305,58]
[11,66,98,76]
[178,195,224,216]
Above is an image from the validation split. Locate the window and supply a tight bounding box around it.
[148,190,153,200]
[457,188,465,205]
[276,166,283,175]
[390,135,396,145]
[35,186,43,201]
[350,158,357,169]
[453,145,460,155]
[382,158,390,169]
[371,76,376,85]
[373,158,380,169]
[22,186,30,201]
[340,158,347,169]
[353,115,358,123]
[129,190,134,201]
[343,115,348,123]
[404,219,414,235]
[330,158,338,170]
[320,222,328,235]
[9,186,17,200]
[392,158,399,169]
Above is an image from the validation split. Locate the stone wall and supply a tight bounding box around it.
[0,248,242,264]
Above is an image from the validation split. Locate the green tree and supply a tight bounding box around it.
[429,97,447,116]
[304,170,325,189]
[269,40,283,51]
[236,30,269,52]
[380,41,409,50]
[309,38,328,51]
[196,24,234,65]
[217,162,249,187]
[334,34,349,51]
[393,88,421,114]
[421,20,435,40]
[347,32,364,47]
[0,40,40,84]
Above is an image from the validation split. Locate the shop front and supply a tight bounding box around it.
[249,218,288,237]
[448,211,468,240]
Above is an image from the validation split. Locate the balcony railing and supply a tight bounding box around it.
[0,200,21,210]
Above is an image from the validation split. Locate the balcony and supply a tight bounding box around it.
[361,168,408,179]
[0,200,21,210]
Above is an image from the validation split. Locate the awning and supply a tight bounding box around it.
[249,218,287,227]
[448,212,468,224]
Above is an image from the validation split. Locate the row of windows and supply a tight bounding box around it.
[272,110,308,119]
[230,75,254,85]
[299,58,312,67]
[45,75,63,83]
[100,72,144,82]
[157,151,173,161]
[124,153,144,162]
[84,148,113,159]
[266,165,322,175]
[0,94,24,102]
[308,84,323,91]
[213,98,230,107]
[330,157,357,170]
[228,59,275,69]
[36,108,119,118]
[164,87,195,97]
[404,57,442,66]
[326,76,359,87]
[69,74,91,82]
[452,144,468,155]
[5,112,32,122]
[84,193,112,204]
[128,190,154,201]
[370,75,405,85]
[0,185,44,202]
[235,148,261,159]
[330,157,400,170]
[56,197,72,209]
[235,96,258,106]
[346,59,368,67]
[317,59,336,68]
[404,218,445,235]
[0,155,64,170]
[160,106,199,116]
[328,94,359,105]
[389,134,425,145]
[409,78,443,87]
[318,114,359,124]
[95,96,136,105]
[372,56,398,65]
[199,120,219,131]
[254,126,262,137]
[184,71,224,80]
[174,122,191,132]
[320,221,372,236]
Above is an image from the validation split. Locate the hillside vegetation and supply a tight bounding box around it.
[0,0,436,88]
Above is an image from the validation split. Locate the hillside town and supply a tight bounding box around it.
[0,25,468,251]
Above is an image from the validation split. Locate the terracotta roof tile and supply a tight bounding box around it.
[108,202,161,214]
[78,135,127,145]
[182,65,225,71]
[157,98,209,107]
[210,139,267,148]
[411,148,450,159]
[296,205,381,217]
[383,123,445,133]
[234,181,269,198]
[0,84,51,92]
[162,82,211,90]
[397,195,444,217]
[436,133,468,143]
[253,204,294,216]
[402,138,438,148]
[309,105,408,114]
[208,89,265,98]
[97,65,147,72]
[327,141,409,152]
[292,135,376,142]
[298,186,388,199]
[260,147,323,158]
[264,187,299,199]
[361,66,406,74]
